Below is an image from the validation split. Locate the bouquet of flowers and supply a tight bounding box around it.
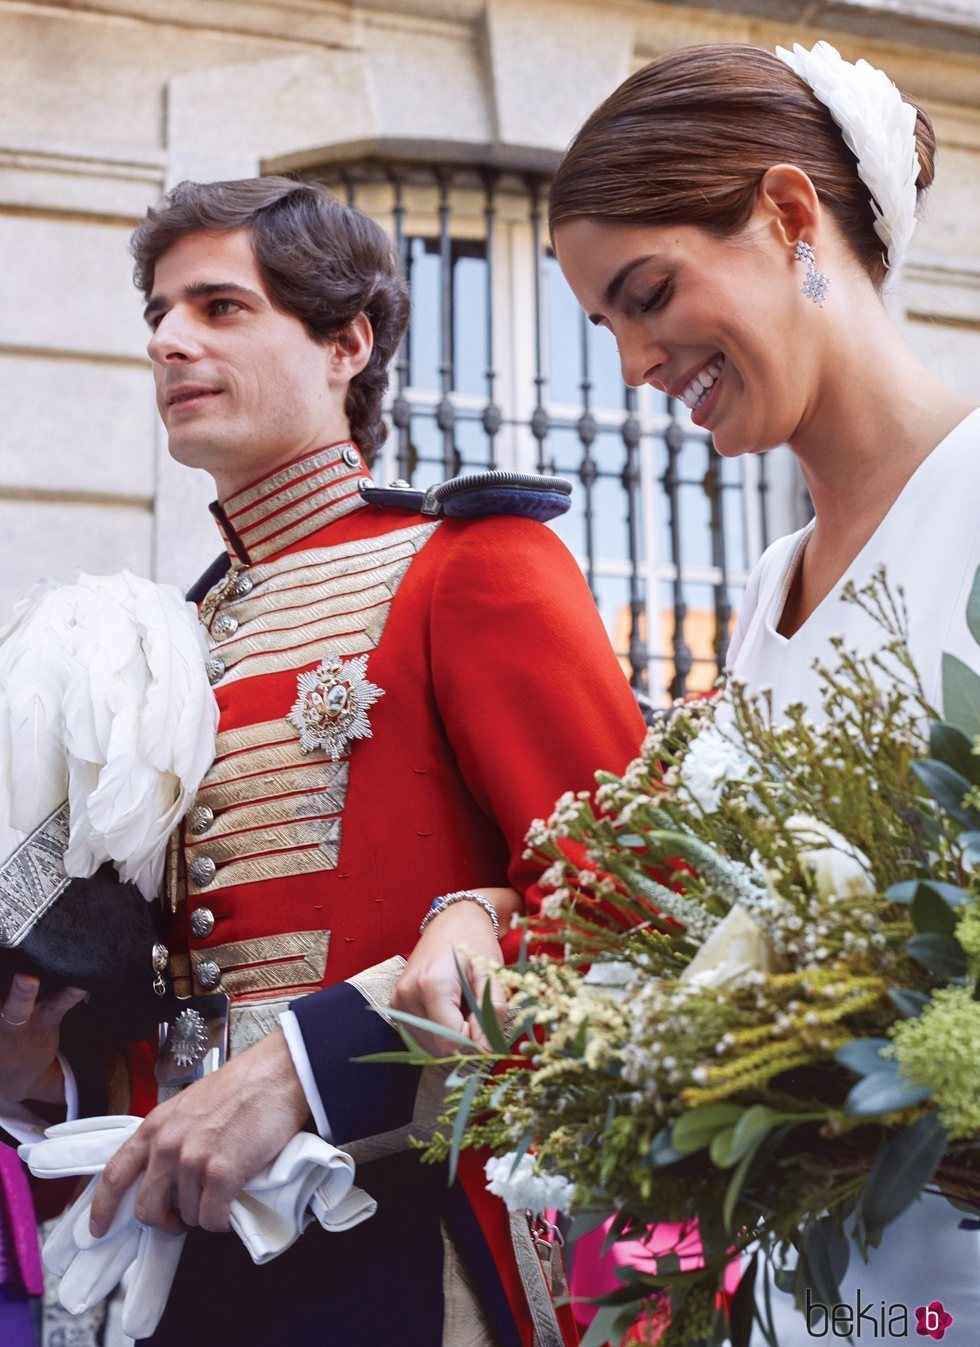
[376,567,980,1347]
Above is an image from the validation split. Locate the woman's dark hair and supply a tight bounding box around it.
[549,44,936,289]
[131,177,410,461]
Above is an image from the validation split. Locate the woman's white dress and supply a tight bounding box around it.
[729,408,980,1344]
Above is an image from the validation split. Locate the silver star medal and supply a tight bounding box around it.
[287,650,384,761]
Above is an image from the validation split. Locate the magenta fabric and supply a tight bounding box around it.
[570,1218,742,1337]
[0,1146,43,1296]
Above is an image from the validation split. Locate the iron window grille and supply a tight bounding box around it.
[311,161,773,704]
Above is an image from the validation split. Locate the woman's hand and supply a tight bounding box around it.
[0,974,86,1106]
[391,887,521,1057]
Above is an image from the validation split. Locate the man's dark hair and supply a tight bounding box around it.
[131,177,410,461]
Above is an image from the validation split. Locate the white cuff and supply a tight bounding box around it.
[279,1009,333,1142]
[0,1054,77,1145]
[59,1052,80,1121]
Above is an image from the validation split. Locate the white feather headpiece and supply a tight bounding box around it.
[0,571,218,900]
[775,40,921,271]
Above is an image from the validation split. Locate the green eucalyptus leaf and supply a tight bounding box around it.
[709,1125,738,1168]
[910,885,959,938]
[802,1216,850,1315]
[834,1038,893,1077]
[843,1068,932,1116]
[353,1047,431,1065]
[567,1209,613,1244]
[728,1251,758,1347]
[579,1304,640,1347]
[722,1121,791,1232]
[860,1112,947,1241]
[448,1070,483,1184]
[886,880,919,905]
[726,1105,791,1164]
[904,932,968,981]
[962,831,980,866]
[930,721,980,786]
[942,652,980,739]
[968,565,980,644]
[672,1103,745,1154]
[888,989,930,1019]
[480,977,510,1055]
[376,1006,479,1052]
[649,1128,687,1168]
[911,760,978,829]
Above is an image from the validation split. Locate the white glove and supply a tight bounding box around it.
[228,1131,376,1263]
[21,1116,186,1340]
[21,1116,377,1338]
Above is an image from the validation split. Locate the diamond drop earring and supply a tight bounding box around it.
[795,240,829,307]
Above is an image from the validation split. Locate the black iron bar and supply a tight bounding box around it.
[387,167,413,481]
[622,389,648,690]
[664,407,693,699]
[705,442,733,676]
[480,170,502,469]
[434,167,459,479]
[526,176,551,474]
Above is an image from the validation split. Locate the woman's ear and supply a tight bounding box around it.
[329,312,374,382]
[755,163,823,251]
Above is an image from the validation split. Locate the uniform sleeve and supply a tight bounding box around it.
[428,516,645,899]
[292,516,645,1143]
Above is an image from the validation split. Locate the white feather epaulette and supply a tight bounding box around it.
[0,571,218,901]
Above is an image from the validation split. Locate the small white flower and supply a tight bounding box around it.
[484,1153,575,1214]
[676,727,754,813]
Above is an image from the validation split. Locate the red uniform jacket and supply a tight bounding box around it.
[145,441,645,1347]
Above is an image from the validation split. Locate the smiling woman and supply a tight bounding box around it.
[544,37,980,1347]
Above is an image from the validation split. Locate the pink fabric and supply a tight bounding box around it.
[0,1145,43,1296]
[570,1218,742,1339]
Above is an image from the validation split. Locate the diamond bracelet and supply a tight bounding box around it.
[419,890,501,941]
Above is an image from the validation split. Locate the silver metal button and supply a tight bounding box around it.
[342,446,360,467]
[151,943,169,974]
[187,805,214,835]
[231,572,254,598]
[211,613,239,639]
[195,959,222,991]
[189,907,215,939]
[387,479,411,489]
[206,656,225,685]
[188,856,216,888]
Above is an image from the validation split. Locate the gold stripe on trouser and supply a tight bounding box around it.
[441,1223,498,1347]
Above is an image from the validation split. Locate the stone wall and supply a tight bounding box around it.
[2,0,978,613]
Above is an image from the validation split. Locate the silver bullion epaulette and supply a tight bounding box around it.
[359,470,573,523]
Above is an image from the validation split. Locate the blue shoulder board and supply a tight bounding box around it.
[360,470,572,523]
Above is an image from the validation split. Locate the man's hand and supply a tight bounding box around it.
[90,1027,309,1238]
[0,974,86,1105]
[391,888,518,1057]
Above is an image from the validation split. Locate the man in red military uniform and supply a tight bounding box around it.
[4,178,645,1345]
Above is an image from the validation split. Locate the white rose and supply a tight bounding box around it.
[784,814,874,900]
[675,728,753,813]
[484,1153,576,1215]
[679,904,778,991]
